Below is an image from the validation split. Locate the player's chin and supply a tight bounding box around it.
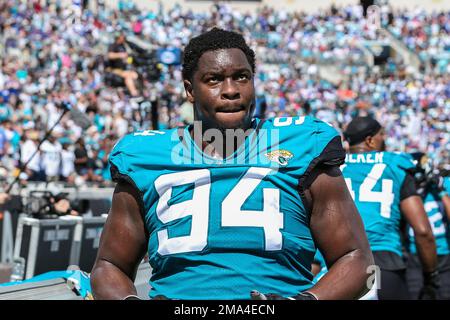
[214,110,248,130]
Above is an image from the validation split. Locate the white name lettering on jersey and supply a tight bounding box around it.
[345,152,384,164]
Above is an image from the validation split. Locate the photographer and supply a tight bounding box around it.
[106,33,141,99]
[51,194,79,217]
[27,191,79,219]
[406,153,450,299]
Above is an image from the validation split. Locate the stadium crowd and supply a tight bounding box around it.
[0,0,448,187]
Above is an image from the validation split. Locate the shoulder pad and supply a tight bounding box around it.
[385,152,416,172]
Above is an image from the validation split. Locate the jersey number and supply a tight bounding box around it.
[409,202,446,237]
[341,164,394,219]
[154,167,283,255]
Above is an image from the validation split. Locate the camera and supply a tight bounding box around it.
[125,39,162,82]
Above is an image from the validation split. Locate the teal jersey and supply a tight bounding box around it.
[312,250,327,284]
[408,189,450,255]
[98,149,112,181]
[445,177,450,195]
[341,151,415,257]
[313,250,326,268]
[109,116,344,299]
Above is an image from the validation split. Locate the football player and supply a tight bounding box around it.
[341,117,438,300]
[91,28,373,300]
[406,153,450,299]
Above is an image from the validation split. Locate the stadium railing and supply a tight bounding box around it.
[0,260,152,300]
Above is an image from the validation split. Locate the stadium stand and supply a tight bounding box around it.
[0,0,447,189]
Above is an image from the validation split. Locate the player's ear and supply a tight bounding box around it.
[184,79,194,104]
[365,135,374,149]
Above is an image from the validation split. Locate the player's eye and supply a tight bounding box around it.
[235,73,250,81]
[206,76,221,84]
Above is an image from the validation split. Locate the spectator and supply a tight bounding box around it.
[74,138,89,179]
[40,132,63,182]
[106,33,141,98]
[60,138,76,184]
[0,124,8,160]
[19,129,44,181]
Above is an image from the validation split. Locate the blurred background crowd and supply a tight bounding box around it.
[0,0,448,188]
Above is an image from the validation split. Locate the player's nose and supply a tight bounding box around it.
[221,78,240,100]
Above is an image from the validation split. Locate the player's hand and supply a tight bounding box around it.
[250,290,317,300]
[419,271,440,300]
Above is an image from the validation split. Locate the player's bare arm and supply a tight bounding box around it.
[91,181,148,300]
[401,196,437,273]
[306,166,374,299]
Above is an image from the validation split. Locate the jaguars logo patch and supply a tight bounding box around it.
[265,150,294,166]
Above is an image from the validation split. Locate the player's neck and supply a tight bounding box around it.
[349,146,373,154]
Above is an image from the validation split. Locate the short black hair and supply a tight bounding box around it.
[182,28,256,81]
[344,116,382,146]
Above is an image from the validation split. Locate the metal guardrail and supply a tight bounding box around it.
[6,182,115,201]
[0,260,152,300]
[0,278,83,300]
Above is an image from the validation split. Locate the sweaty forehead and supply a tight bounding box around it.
[195,48,251,75]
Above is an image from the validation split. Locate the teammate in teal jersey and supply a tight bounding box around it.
[445,177,450,215]
[341,117,438,300]
[90,28,373,300]
[406,153,450,299]
[444,177,450,195]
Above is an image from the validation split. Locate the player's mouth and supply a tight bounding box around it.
[216,105,246,114]
[214,105,247,127]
